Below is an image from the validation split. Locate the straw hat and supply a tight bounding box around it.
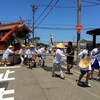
[30,44,35,48]
[26,46,29,49]
[21,44,26,47]
[56,43,65,48]
[79,58,90,69]
[8,45,13,48]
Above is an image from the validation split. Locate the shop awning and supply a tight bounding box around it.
[0,26,18,42]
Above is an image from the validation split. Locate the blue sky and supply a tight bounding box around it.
[0,0,100,44]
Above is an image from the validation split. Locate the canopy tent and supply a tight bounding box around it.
[86,28,100,48]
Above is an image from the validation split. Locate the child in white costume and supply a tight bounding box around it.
[77,44,92,87]
[19,45,26,67]
[40,45,47,67]
[37,48,42,66]
[26,45,37,69]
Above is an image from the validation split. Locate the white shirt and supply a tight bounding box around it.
[78,49,92,71]
[78,49,92,60]
[53,49,65,63]
[37,49,42,54]
[26,48,37,58]
[2,48,13,59]
[41,47,46,58]
[91,48,100,65]
[19,49,26,57]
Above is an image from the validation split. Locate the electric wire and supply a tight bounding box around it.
[35,0,60,28]
[36,26,95,30]
[34,0,53,24]
[82,0,100,5]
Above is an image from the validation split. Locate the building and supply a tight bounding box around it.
[54,39,93,50]
[29,37,48,49]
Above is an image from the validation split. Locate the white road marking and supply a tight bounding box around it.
[2,97,14,100]
[0,78,15,83]
[0,84,14,100]
[0,70,15,100]
[4,70,15,79]
[3,90,14,95]
[0,74,4,79]
[0,70,15,83]
[0,88,4,100]
[0,66,21,69]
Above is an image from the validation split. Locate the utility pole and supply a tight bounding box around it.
[76,0,81,63]
[31,4,37,45]
[27,20,32,46]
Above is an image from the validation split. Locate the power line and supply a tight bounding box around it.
[36,26,94,30]
[37,0,43,6]
[34,0,53,24]
[36,3,100,8]
[82,0,100,5]
[35,0,60,28]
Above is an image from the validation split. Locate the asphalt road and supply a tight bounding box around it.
[0,54,100,100]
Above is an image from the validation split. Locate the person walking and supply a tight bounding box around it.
[91,43,100,80]
[19,44,26,67]
[77,44,92,87]
[66,41,75,74]
[52,43,66,79]
[40,45,47,67]
[37,47,42,66]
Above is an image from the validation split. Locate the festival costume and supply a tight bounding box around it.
[78,49,92,73]
[19,48,26,67]
[78,49,92,87]
[91,48,100,80]
[52,49,65,79]
[37,48,42,66]
[52,43,65,79]
[2,48,14,66]
[91,48,100,69]
[41,47,46,67]
[26,48,37,68]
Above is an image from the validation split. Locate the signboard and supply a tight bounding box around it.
[75,25,83,33]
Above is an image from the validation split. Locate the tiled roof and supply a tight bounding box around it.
[0,21,32,32]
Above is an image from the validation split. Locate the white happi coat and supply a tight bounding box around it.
[91,48,100,66]
[53,49,65,63]
[78,49,92,71]
[2,48,13,60]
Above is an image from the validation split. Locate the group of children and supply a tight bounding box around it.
[52,42,100,87]
[2,42,100,87]
[2,44,47,69]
